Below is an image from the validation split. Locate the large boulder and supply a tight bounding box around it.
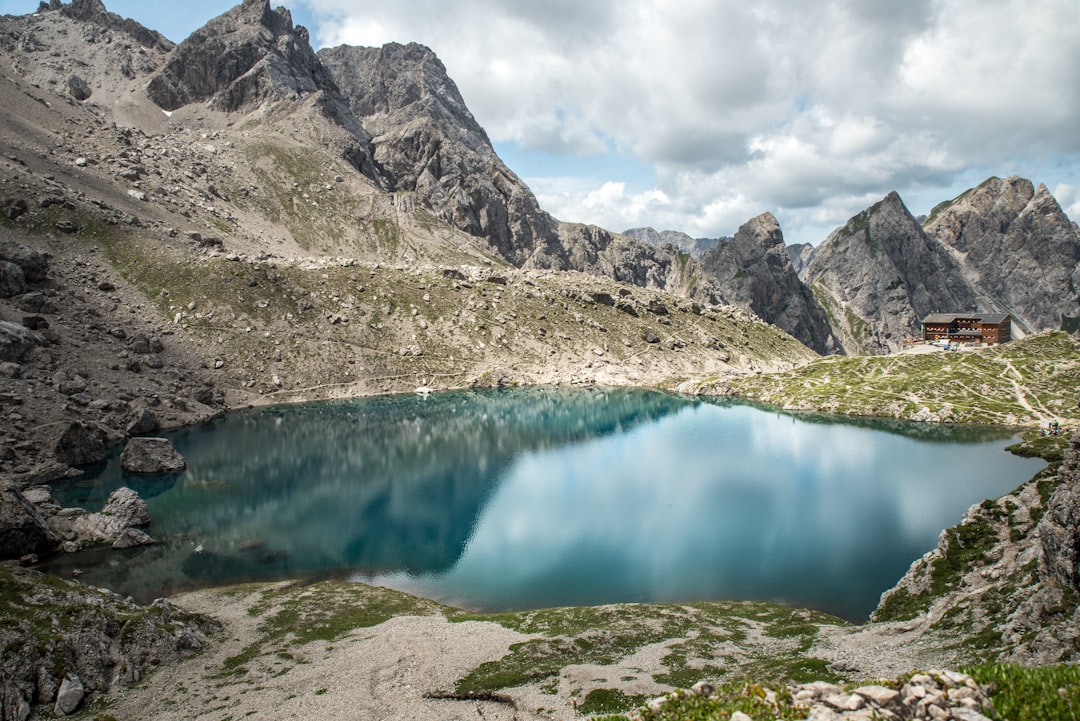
[54,674,84,716]
[0,320,45,363]
[125,408,159,435]
[0,488,58,559]
[53,422,107,467]
[0,260,26,297]
[0,238,47,282]
[71,487,151,545]
[119,438,186,474]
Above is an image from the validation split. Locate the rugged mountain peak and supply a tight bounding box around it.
[43,0,173,51]
[319,42,558,265]
[925,175,1080,332]
[322,42,478,129]
[741,211,784,248]
[803,192,978,354]
[146,0,329,112]
[698,213,839,354]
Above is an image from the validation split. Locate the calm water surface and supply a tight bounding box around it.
[45,387,1043,621]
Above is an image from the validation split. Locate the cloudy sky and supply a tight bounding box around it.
[5,0,1078,245]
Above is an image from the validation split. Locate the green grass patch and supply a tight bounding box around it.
[578,689,650,715]
[965,663,1080,721]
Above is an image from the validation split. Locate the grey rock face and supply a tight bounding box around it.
[119,437,186,474]
[924,176,1080,332]
[54,674,84,716]
[125,408,158,436]
[0,260,26,298]
[57,0,172,51]
[319,42,559,266]
[0,238,48,281]
[802,192,979,355]
[0,321,44,363]
[71,486,150,544]
[0,488,58,559]
[698,213,839,354]
[1039,432,1080,593]
[0,564,214,721]
[145,0,382,183]
[53,421,107,467]
[787,243,816,275]
[147,0,323,111]
[66,74,91,101]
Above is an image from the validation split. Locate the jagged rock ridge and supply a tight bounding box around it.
[317,42,558,267]
[924,176,1080,332]
[801,192,979,355]
[623,227,722,257]
[697,213,839,354]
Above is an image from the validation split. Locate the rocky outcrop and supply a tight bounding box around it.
[68,486,154,549]
[698,213,839,354]
[801,192,979,355]
[0,238,47,282]
[0,320,44,363]
[119,437,186,474]
[0,488,58,559]
[924,176,1080,332]
[872,432,1080,665]
[53,422,107,467]
[787,242,815,275]
[0,562,215,721]
[636,672,997,721]
[551,222,725,305]
[1039,433,1080,594]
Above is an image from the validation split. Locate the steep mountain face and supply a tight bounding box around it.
[802,192,978,355]
[697,213,839,354]
[317,42,558,266]
[623,227,721,257]
[924,176,1080,331]
[145,0,383,183]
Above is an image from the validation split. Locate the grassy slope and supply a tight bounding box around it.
[723,332,1080,427]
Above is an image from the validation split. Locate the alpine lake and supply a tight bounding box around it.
[44,387,1044,622]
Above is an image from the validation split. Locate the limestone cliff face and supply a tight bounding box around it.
[801,192,978,355]
[924,176,1080,332]
[318,42,559,267]
[697,213,837,354]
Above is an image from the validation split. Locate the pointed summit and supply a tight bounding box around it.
[925,176,1080,331]
[146,0,325,112]
[803,191,978,354]
[698,212,840,354]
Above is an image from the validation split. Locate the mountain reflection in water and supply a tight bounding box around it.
[44,388,1042,621]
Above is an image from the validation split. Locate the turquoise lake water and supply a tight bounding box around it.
[45,387,1044,621]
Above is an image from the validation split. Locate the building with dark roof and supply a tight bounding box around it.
[921,313,1012,344]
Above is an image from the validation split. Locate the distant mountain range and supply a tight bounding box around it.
[5,0,1079,358]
